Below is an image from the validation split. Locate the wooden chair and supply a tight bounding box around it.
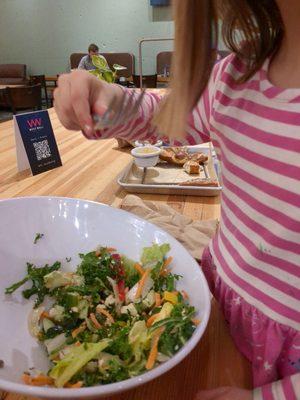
[156,51,173,75]
[30,75,50,108]
[5,84,42,115]
[103,53,134,78]
[132,74,157,88]
[0,64,27,85]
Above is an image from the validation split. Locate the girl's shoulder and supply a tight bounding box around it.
[212,52,249,85]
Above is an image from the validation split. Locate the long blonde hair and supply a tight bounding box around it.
[155,0,283,137]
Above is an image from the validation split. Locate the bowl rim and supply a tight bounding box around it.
[131,146,161,158]
[134,140,163,148]
[0,196,211,398]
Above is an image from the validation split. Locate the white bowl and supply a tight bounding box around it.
[131,146,161,168]
[0,197,210,399]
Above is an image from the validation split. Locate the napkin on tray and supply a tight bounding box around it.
[119,194,218,260]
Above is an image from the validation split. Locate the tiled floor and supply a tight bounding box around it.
[0,109,13,122]
[0,102,50,123]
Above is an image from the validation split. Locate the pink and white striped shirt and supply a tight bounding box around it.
[98,55,300,399]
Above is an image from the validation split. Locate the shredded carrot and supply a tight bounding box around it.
[95,250,101,257]
[31,375,54,386]
[22,373,31,385]
[135,268,150,299]
[163,256,173,268]
[74,341,81,347]
[159,256,173,276]
[41,311,51,319]
[192,318,201,326]
[146,313,159,328]
[145,328,165,370]
[23,373,54,386]
[65,381,83,388]
[134,262,145,276]
[96,306,115,323]
[90,313,102,329]
[106,247,116,252]
[155,292,161,307]
[71,322,86,338]
[181,290,189,300]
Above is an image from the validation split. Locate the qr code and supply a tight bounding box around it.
[33,140,51,161]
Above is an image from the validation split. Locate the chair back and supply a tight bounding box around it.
[102,53,134,78]
[30,75,46,87]
[70,53,86,69]
[70,52,135,78]
[0,64,27,85]
[5,84,42,114]
[132,74,157,88]
[156,52,173,75]
[30,75,50,107]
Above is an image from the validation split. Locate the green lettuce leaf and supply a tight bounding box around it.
[141,243,170,267]
[49,340,110,387]
[128,320,149,363]
[113,63,127,71]
[102,71,115,83]
[89,69,103,80]
[91,54,109,70]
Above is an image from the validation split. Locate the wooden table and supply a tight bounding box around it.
[157,75,170,84]
[45,76,58,84]
[0,84,25,89]
[0,109,252,400]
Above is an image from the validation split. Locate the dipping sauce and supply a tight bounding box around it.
[135,147,158,155]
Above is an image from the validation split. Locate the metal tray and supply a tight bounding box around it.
[118,144,222,197]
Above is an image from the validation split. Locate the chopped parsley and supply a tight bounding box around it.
[5,261,61,307]
[34,233,44,244]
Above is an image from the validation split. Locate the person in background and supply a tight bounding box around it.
[55,0,300,399]
[78,43,107,71]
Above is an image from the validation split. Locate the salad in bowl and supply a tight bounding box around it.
[5,243,198,389]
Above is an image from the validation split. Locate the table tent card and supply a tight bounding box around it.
[14,110,62,175]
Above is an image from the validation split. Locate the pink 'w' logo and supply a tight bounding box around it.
[27,118,42,128]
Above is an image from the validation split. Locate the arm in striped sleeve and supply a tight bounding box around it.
[97,56,230,144]
[253,374,300,400]
[97,86,213,145]
[95,89,161,142]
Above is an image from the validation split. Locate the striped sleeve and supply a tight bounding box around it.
[253,374,300,400]
[95,89,161,142]
[95,57,230,144]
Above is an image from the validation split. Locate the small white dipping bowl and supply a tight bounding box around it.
[131,145,161,168]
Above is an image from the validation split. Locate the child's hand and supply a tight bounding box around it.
[195,387,252,400]
[54,70,123,139]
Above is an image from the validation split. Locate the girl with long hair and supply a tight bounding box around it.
[54,1,300,398]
